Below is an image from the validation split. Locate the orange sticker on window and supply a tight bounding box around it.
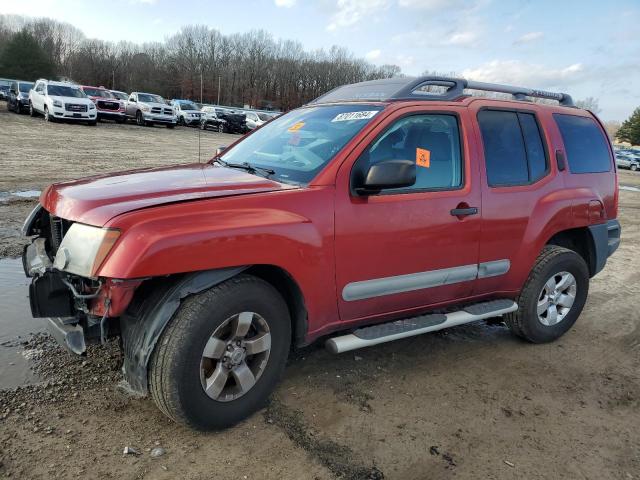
[288,122,305,132]
[416,148,431,168]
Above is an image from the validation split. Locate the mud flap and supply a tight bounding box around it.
[119,267,246,396]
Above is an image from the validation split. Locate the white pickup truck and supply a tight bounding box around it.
[126,92,177,128]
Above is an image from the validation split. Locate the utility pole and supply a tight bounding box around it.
[217,75,221,106]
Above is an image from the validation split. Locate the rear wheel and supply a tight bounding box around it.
[149,274,291,430]
[505,245,589,343]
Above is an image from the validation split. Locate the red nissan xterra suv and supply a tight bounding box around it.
[22,77,620,430]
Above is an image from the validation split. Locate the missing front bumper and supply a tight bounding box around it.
[47,317,86,355]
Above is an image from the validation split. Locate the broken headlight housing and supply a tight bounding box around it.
[53,223,120,278]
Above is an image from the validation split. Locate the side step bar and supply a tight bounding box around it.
[325,299,518,354]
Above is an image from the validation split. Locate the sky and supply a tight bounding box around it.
[4,0,640,121]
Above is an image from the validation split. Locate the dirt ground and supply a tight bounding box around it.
[0,103,639,480]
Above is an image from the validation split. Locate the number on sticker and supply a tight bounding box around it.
[331,111,379,122]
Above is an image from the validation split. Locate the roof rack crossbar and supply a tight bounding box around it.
[309,76,574,106]
[462,79,574,106]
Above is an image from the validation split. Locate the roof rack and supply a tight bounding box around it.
[310,76,574,107]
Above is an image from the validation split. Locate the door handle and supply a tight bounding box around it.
[450,207,478,217]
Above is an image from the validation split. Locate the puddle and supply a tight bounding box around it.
[0,258,46,389]
[620,185,640,193]
[0,190,41,200]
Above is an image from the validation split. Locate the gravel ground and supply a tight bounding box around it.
[0,101,639,479]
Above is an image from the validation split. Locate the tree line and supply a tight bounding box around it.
[0,15,401,110]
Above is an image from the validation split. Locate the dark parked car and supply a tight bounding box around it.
[0,83,10,100]
[7,80,34,113]
[215,108,248,134]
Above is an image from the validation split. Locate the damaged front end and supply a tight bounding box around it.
[22,205,140,355]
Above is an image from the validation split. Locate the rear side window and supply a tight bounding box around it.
[553,114,611,173]
[477,110,548,186]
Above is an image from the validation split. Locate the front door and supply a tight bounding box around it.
[334,106,482,322]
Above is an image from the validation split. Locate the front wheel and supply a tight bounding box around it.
[631,164,638,172]
[29,102,36,117]
[149,274,291,430]
[136,110,145,126]
[44,106,54,122]
[505,245,589,343]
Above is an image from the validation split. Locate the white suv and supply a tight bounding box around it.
[29,79,97,125]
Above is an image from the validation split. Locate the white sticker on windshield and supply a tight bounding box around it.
[331,110,379,122]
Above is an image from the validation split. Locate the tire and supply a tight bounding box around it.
[136,110,145,126]
[178,116,185,126]
[505,245,589,343]
[15,103,21,114]
[29,102,37,117]
[149,274,291,430]
[44,106,54,122]
[632,164,638,172]
[200,122,207,131]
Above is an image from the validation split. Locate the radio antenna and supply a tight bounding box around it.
[198,72,203,163]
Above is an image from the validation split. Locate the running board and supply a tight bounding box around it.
[325,299,518,354]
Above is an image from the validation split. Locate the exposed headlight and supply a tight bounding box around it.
[53,224,120,278]
[53,99,63,108]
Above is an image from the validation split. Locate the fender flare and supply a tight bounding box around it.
[119,266,247,396]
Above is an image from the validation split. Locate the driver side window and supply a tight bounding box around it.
[356,114,463,193]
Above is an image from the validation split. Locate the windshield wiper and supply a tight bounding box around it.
[215,159,275,176]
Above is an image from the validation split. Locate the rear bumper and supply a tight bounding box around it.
[588,219,621,276]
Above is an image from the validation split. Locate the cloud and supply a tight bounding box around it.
[327,0,390,31]
[274,0,297,7]
[462,60,584,88]
[513,31,544,45]
[398,0,467,9]
[444,31,477,46]
[365,49,381,61]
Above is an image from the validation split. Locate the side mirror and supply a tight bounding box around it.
[356,159,416,195]
[216,146,227,156]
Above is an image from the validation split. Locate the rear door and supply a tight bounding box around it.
[470,104,568,296]
[334,105,482,322]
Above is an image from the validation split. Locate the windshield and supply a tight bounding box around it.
[111,91,127,100]
[257,113,271,121]
[179,101,199,110]
[19,83,34,92]
[84,87,113,98]
[220,104,383,185]
[0,85,9,91]
[48,85,86,98]
[138,93,164,103]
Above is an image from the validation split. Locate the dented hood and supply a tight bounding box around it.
[40,163,295,226]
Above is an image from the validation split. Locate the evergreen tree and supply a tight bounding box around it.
[617,107,640,145]
[0,30,55,80]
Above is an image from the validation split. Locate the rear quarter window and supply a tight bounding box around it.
[553,114,611,173]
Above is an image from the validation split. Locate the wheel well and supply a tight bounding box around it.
[245,265,308,348]
[546,228,596,276]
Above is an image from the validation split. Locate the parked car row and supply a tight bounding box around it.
[614,147,640,171]
[3,77,281,133]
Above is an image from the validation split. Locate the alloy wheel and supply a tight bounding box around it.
[200,311,271,402]
[537,271,577,326]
